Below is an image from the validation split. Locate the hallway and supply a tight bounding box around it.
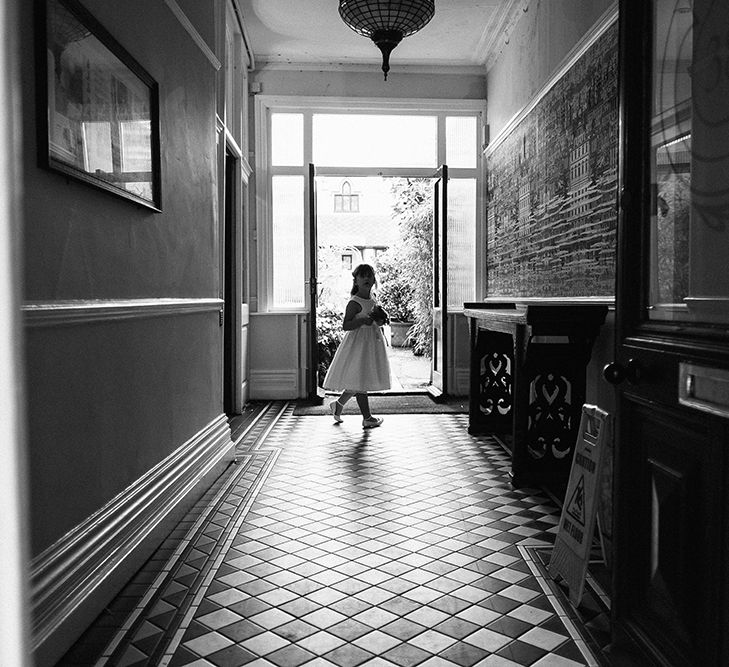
[59,404,609,666]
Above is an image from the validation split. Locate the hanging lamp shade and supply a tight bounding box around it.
[339,0,435,80]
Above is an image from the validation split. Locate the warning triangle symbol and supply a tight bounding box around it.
[566,475,586,526]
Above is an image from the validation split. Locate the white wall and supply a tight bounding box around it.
[487,0,615,137]
[0,0,30,661]
[20,1,238,662]
[251,66,486,101]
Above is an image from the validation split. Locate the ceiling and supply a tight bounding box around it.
[238,0,523,73]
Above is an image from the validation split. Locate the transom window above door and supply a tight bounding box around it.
[313,114,438,168]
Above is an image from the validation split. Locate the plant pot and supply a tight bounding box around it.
[390,321,413,347]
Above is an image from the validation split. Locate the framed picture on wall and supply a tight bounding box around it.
[36,0,162,211]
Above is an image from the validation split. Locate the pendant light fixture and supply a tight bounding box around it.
[338,0,435,80]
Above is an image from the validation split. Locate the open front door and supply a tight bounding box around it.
[306,163,323,402]
[606,3,729,665]
[430,165,448,399]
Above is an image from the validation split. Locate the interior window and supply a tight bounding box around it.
[265,103,482,311]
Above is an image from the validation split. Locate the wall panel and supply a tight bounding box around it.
[485,20,618,298]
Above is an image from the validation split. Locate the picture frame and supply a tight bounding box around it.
[37,0,162,211]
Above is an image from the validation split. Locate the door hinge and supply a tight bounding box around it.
[219,309,224,326]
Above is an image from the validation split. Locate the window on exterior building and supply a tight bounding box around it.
[334,181,359,212]
[341,253,352,271]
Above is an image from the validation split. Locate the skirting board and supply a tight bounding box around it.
[30,414,235,667]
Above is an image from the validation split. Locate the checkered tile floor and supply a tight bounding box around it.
[59,402,610,666]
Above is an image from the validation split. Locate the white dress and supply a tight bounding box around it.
[322,295,392,393]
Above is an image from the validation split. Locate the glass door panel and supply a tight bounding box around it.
[447,178,476,309]
[649,0,729,324]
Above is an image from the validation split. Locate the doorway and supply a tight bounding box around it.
[314,175,433,395]
[223,151,237,414]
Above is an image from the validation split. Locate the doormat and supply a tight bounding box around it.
[293,394,468,415]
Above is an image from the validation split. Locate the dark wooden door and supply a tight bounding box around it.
[223,150,238,415]
[607,2,729,665]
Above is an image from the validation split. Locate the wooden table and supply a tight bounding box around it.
[464,299,609,495]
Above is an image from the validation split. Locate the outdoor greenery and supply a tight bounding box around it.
[316,304,344,384]
[383,177,433,357]
[374,250,415,322]
[316,244,349,384]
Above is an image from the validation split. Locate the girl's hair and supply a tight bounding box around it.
[350,263,377,295]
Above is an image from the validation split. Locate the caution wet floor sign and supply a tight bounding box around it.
[548,404,610,606]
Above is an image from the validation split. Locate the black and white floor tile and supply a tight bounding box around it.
[58,403,613,667]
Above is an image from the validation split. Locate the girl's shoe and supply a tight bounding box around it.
[362,416,383,429]
[329,401,343,423]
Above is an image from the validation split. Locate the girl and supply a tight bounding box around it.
[323,263,391,428]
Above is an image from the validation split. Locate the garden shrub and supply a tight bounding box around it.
[316,305,344,383]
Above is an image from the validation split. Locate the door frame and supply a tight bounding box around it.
[220,128,251,413]
[429,165,448,398]
[306,163,322,401]
[308,171,438,397]
[223,150,239,414]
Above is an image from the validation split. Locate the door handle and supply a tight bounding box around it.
[603,358,641,385]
